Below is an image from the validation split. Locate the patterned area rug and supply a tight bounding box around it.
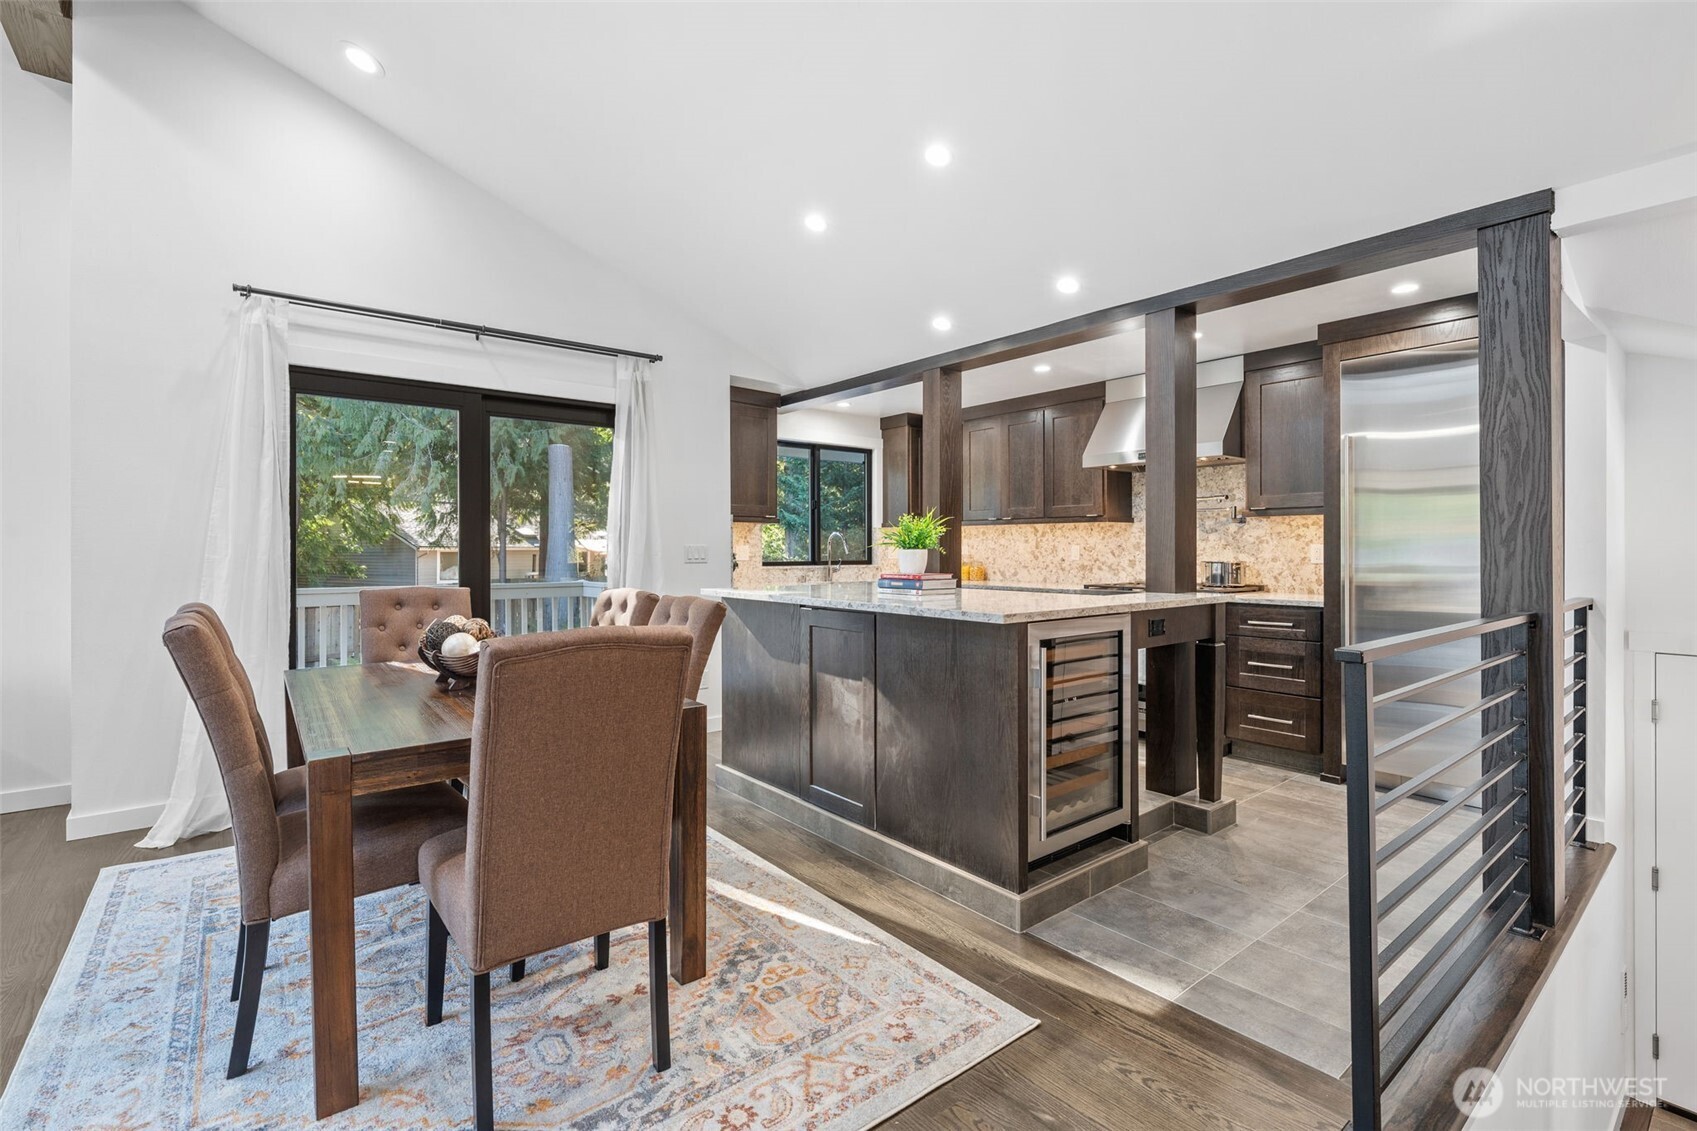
[1,830,1034,1129]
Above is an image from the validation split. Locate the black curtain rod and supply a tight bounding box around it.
[231,284,662,363]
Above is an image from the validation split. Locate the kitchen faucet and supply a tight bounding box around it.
[825,530,848,582]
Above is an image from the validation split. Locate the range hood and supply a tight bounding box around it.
[1081,380,1244,469]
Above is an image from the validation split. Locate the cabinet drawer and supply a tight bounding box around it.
[1227,603,1322,642]
[1226,689,1323,753]
[1227,637,1322,697]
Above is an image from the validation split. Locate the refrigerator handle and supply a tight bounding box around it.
[1340,434,1355,649]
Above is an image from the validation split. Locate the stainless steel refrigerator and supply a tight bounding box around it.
[1339,336,1482,794]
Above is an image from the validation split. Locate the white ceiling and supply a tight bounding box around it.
[832,249,1479,417]
[190,2,1697,392]
[1564,204,1697,359]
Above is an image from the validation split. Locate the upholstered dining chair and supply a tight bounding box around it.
[647,595,727,700]
[359,586,473,664]
[161,605,468,1080]
[587,586,659,627]
[417,627,693,1131]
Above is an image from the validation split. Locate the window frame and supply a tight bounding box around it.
[764,440,875,566]
[288,367,615,663]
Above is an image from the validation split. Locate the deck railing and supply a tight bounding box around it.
[293,580,608,668]
[1338,598,1595,1130]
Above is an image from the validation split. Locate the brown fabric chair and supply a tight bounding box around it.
[587,586,659,627]
[359,586,473,664]
[162,605,467,1080]
[418,626,692,1131]
[648,595,727,700]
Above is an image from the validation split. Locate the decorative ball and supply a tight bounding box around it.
[462,618,496,641]
[422,619,458,652]
[442,614,469,629]
[440,632,480,658]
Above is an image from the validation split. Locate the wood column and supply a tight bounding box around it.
[1144,307,1199,797]
[1478,214,1564,927]
[921,367,963,577]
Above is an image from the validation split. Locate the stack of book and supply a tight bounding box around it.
[875,572,958,600]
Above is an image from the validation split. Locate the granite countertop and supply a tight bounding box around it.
[958,581,1323,608]
[705,582,1248,624]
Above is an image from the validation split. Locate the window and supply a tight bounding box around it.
[762,442,872,565]
[290,368,614,666]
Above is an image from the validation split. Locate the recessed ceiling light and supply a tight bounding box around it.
[803,212,828,233]
[1055,275,1081,295]
[1034,364,1052,374]
[341,42,384,76]
[1391,281,1421,296]
[924,142,953,168]
[835,401,852,408]
[931,314,953,332]
[1193,331,1204,340]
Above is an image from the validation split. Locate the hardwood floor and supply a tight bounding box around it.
[0,745,1352,1128]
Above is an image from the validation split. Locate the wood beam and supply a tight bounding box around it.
[2,0,71,83]
[920,367,963,578]
[1477,214,1564,927]
[780,190,1554,408]
[1144,307,1198,798]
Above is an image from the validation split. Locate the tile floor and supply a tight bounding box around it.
[1032,755,1480,1076]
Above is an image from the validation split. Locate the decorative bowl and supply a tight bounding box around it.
[417,619,495,685]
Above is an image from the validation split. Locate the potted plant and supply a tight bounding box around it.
[880,509,950,575]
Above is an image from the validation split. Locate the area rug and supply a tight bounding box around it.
[0,830,1034,1129]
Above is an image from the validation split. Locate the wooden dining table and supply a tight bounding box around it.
[283,661,708,1121]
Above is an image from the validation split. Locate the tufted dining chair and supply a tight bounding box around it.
[359,586,473,664]
[646,595,727,700]
[418,627,692,1131]
[587,587,659,627]
[162,604,468,1080]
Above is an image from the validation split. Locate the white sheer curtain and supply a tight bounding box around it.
[140,297,292,847]
[606,355,660,588]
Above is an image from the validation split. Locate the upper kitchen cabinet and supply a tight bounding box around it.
[960,387,1133,523]
[729,386,780,521]
[879,413,923,522]
[1243,344,1325,514]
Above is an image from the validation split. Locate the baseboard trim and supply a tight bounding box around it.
[64,800,165,841]
[0,782,72,814]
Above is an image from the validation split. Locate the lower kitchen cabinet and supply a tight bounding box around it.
[1225,603,1326,759]
[801,608,877,826]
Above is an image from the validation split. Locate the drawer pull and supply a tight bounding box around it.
[1246,661,1297,671]
[1246,712,1295,726]
[1245,620,1296,628]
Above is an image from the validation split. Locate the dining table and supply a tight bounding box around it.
[283,661,708,1121]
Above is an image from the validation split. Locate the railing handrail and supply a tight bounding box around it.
[1335,611,1535,666]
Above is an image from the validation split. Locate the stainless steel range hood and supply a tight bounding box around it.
[1081,379,1244,469]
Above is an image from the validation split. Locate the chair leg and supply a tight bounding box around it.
[230,923,246,1003]
[227,920,269,1079]
[648,919,670,1073]
[470,971,494,1131]
[510,959,525,982]
[594,932,610,971]
[426,902,447,1027]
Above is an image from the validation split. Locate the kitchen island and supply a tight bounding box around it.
[704,582,1244,929]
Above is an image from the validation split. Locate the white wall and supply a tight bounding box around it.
[1623,355,1697,654]
[62,1,788,837]
[774,407,886,528]
[0,50,73,813]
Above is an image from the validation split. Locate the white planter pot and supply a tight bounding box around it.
[896,548,931,575]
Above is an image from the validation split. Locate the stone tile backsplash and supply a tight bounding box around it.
[732,464,1323,597]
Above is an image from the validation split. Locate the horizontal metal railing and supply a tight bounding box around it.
[1562,599,1593,849]
[1339,612,1534,1131]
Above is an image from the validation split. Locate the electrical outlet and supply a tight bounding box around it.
[1149,618,1166,637]
[684,544,708,564]
[1068,545,1082,561]
[1309,542,1325,564]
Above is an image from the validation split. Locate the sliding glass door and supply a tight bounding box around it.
[289,370,614,666]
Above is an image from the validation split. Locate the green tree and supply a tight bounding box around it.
[488,419,612,581]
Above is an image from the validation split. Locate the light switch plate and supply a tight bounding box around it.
[684,544,709,564]
[1309,542,1325,564]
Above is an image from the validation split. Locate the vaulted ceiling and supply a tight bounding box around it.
[190,2,1697,390]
